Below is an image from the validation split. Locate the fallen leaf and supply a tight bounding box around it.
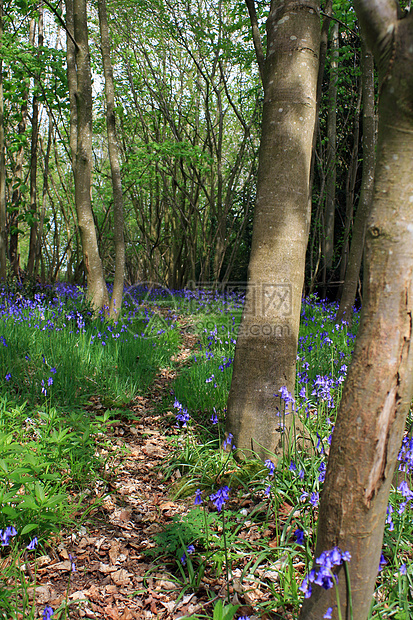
[111,568,131,586]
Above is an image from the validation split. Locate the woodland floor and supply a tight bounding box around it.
[23,318,285,620]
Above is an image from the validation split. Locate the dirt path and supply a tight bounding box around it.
[28,321,206,620]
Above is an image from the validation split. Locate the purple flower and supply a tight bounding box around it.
[265,459,275,476]
[294,529,305,545]
[323,608,333,619]
[47,377,53,387]
[210,485,230,512]
[42,605,54,620]
[194,489,203,505]
[264,485,271,496]
[299,574,313,599]
[1,526,17,546]
[180,552,187,565]
[289,460,297,472]
[69,553,76,572]
[210,412,218,424]
[301,547,351,600]
[222,433,234,450]
[5,373,11,381]
[187,544,195,555]
[310,492,319,507]
[400,563,407,575]
[378,553,387,573]
[26,537,38,551]
[50,367,57,374]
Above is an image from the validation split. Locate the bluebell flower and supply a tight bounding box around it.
[210,486,230,512]
[378,553,387,573]
[310,492,319,507]
[27,537,38,550]
[47,377,53,387]
[42,605,54,620]
[69,553,76,572]
[210,412,218,424]
[289,460,297,472]
[5,372,11,381]
[265,459,275,476]
[222,433,234,450]
[294,529,305,545]
[400,563,407,575]
[301,547,351,600]
[194,489,203,505]
[323,607,333,619]
[264,485,271,496]
[1,526,17,546]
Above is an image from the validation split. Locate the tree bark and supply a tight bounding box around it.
[97,0,125,320]
[299,4,413,619]
[323,20,338,274]
[70,0,109,311]
[336,43,375,323]
[27,10,43,277]
[226,0,320,459]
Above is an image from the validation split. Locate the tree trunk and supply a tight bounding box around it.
[98,0,125,320]
[0,0,6,281]
[323,20,338,275]
[226,0,320,460]
[336,43,375,323]
[27,11,43,277]
[70,0,109,311]
[299,4,413,619]
[9,21,32,278]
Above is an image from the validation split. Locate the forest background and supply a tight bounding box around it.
[0,0,364,309]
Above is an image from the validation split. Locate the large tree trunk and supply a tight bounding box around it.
[71,0,109,311]
[98,0,125,320]
[336,43,375,323]
[226,0,320,460]
[299,4,413,619]
[0,0,6,281]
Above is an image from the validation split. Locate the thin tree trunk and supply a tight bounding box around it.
[337,81,362,299]
[336,43,375,323]
[27,11,43,277]
[98,0,125,320]
[70,0,109,311]
[299,5,413,619]
[35,111,53,277]
[323,21,339,276]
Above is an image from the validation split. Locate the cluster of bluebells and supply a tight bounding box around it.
[173,399,190,427]
[398,435,413,475]
[311,375,335,409]
[279,386,295,413]
[43,605,54,620]
[300,546,351,601]
[222,432,235,450]
[209,485,230,512]
[0,526,38,551]
[1,526,18,546]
